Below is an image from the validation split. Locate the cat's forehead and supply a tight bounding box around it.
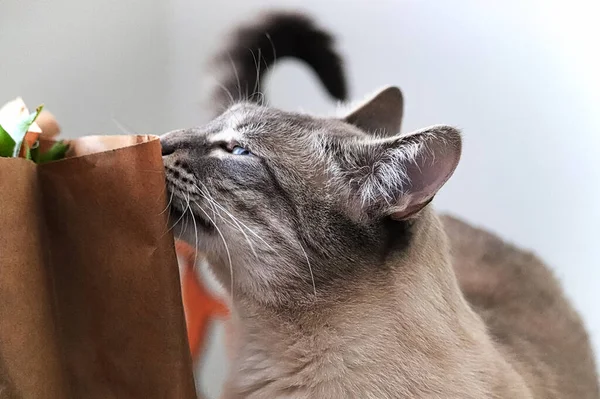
[225,103,312,129]
[215,102,366,144]
[211,103,319,146]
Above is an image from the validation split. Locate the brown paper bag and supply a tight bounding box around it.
[0,135,197,398]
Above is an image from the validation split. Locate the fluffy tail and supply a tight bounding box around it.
[209,12,347,116]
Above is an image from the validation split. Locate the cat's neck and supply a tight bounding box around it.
[224,213,530,398]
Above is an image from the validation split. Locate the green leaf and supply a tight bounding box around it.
[38,141,69,164]
[24,143,32,160]
[30,141,40,163]
[0,124,16,157]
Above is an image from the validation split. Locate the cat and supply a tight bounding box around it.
[162,12,599,398]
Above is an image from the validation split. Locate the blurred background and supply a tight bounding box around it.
[2,0,599,397]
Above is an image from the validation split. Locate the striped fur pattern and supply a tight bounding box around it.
[162,12,599,399]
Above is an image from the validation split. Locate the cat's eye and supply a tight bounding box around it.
[231,145,252,156]
[218,141,253,156]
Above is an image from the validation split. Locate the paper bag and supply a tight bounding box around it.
[0,135,197,398]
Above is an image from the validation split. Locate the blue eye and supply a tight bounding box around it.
[231,145,251,156]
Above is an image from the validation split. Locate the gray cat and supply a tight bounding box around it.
[162,12,599,398]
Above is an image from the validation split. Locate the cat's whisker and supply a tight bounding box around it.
[199,193,239,232]
[161,181,176,232]
[209,199,259,259]
[265,32,277,67]
[189,200,200,269]
[191,183,259,258]
[111,116,138,135]
[153,174,169,208]
[247,47,266,106]
[161,190,191,238]
[199,194,263,241]
[181,193,190,234]
[182,192,192,236]
[195,182,276,253]
[226,52,243,103]
[160,190,175,216]
[213,79,235,109]
[211,207,240,231]
[193,183,219,216]
[250,48,261,102]
[193,200,235,300]
[233,221,258,258]
[200,192,299,276]
[298,240,317,297]
[204,199,219,217]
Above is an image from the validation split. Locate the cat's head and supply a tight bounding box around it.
[161,87,461,306]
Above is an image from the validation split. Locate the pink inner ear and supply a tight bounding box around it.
[395,132,461,218]
[390,196,435,220]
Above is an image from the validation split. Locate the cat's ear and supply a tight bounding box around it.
[342,125,461,220]
[344,86,404,136]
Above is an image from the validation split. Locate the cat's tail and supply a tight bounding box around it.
[209,12,347,116]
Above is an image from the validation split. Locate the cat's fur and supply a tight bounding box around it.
[162,12,599,398]
[207,12,347,119]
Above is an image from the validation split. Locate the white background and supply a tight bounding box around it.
[2,0,599,396]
